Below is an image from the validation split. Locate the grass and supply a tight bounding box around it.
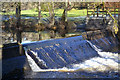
[0,8,87,17]
[1,8,118,18]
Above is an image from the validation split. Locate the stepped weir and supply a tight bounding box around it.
[22,30,119,72]
[24,36,99,70]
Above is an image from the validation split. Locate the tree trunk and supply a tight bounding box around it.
[38,32,42,40]
[61,0,68,22]
[37,2,42,40]
[61,9,66,22]
[65,0,68,22]
[117,4,120,40]
[48,2,55,26]
[51,2,55,25]
[118,5,120,26]
[48,3,52,19]
[38,1,41,24]
[16,2,22,43]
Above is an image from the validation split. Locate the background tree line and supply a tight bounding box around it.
[1,2,100,43]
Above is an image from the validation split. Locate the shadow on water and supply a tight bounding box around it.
[2,43,31,79]
[2,56,25,80]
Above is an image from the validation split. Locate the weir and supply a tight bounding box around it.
[2,30,120,79]
[23,36,99,69]
[23,32,119,71]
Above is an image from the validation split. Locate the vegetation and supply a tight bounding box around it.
[0,8,87,17]
[1,2,120,43]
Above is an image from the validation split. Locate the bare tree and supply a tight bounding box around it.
[47,2,56,38]
[38,1,41,24]
[51,2,55,26]
[48,2,55,27]
[16,2,22,43]
[61,0,68,22]
[61,0,72,22]
[37,1,42,40]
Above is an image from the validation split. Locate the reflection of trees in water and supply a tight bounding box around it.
[2,1,77,43]
[2,18,77,43]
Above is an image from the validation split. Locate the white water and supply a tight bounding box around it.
[25,40,119,72]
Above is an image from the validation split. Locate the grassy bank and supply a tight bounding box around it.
[1,8,118,18]
[0,9,87,17]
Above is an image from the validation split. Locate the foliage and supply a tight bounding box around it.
[1,2,89,17]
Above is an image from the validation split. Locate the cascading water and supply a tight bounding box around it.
[23,36,119,73]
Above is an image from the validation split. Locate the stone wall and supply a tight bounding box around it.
[82,30,113,40]
[85,17,114,31]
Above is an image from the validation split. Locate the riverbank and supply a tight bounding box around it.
[0,9,88,18]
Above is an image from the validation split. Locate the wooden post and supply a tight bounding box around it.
[19,43,23,55]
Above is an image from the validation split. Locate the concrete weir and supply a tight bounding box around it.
[24,36,99,70]
[23,33,119,72]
